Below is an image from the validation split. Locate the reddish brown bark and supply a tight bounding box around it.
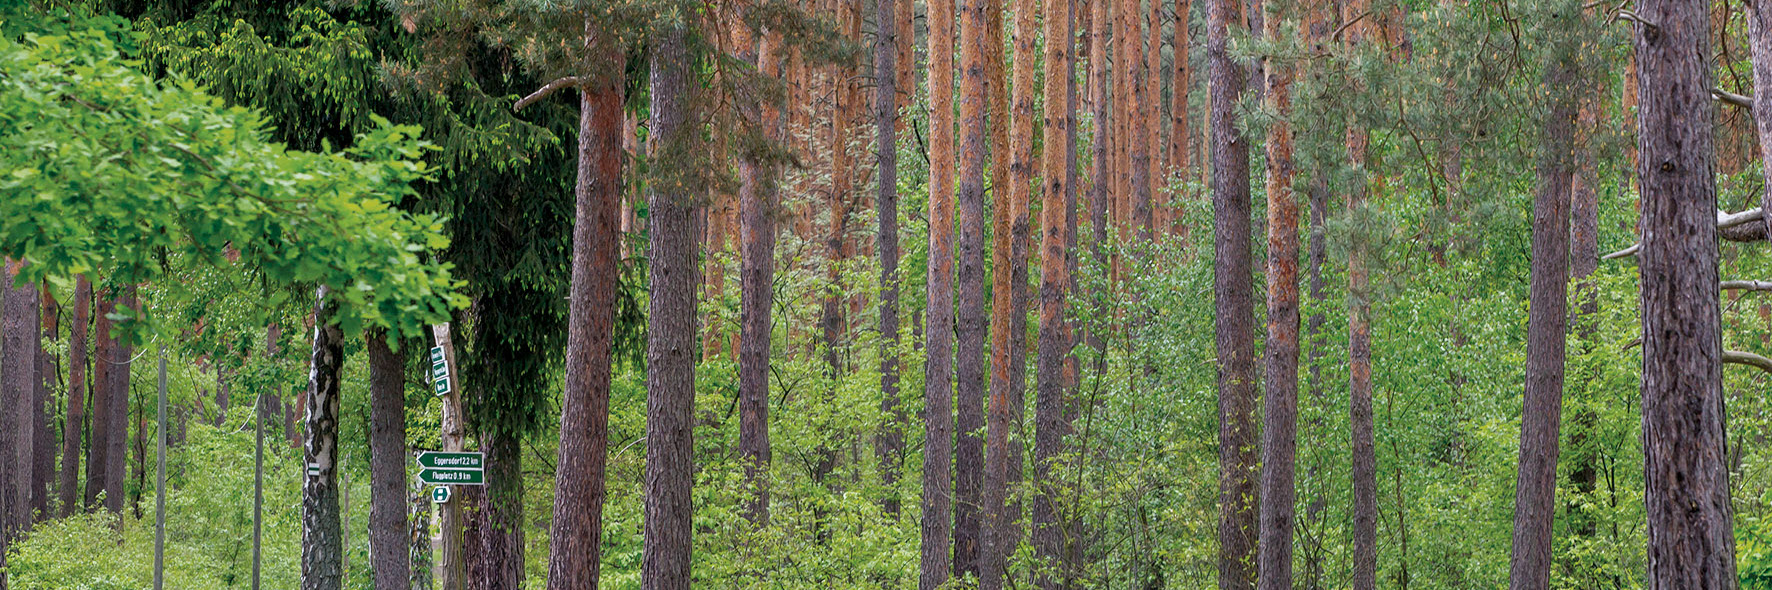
[1032,0,1075,586]
[1636,0,1736,585]
[1255,0,1298,585]
[875,0,906,519]
[921,0,957,582]
[544,22,625,590]
[59,276,89,517]
[952,0,991,575]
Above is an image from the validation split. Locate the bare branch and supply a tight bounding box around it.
[514,77,582,112]
[1725,350,1772,375]
[1722,280,1772,292]
[1602,244,1640,260]
[1713,87,1755,111]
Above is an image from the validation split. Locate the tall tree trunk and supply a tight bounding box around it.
[982,0,1039,584]
[1171,0,1192,198]
[60,276,88,517]
[302,287,345,590]
[1141,0,1161,237]
[1209,0,1258,584]
[736,11,781,528]
[84,292,113,511]
[468,431,524,590]
[642,18,699,590]
[1636,0,1735,584]
[1032,0,1074,585]
[952,0,991,576]
[2,262,35,540]
[1255,0,1298,586]
[433,323,469,590]
[1751,0,1772,238]
[368,330,411,590]
[546,22,625,590]
[875,0,906,519]
[1342,0,1377,586]
[31,285,53,522]
[104,288,133,517]
[921,0,958,583]
[1507,13,1578,588]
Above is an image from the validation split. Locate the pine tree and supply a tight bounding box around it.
[367,330,411,590]
[1209,0,1258,586]
[920,0,958,581]
[1255,0,1299,585]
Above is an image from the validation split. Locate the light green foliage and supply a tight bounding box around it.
[0,20,464,338]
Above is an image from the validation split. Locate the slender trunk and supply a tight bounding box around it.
[1636,0,1735,584]
[951,0,991,576]
[1209,0,1258,583]
[2,262,35,541]
[104,288,133,516]
[736,11,781,528]
[368,330,411,590]
[1140,0,1159,238]
[301,287,345,590]
[1750,0,1772,238]
[433,324,468,590]
[875,0,906,519]
[546,22,625,590]
[1031,0,1074,585]
[31,285,53,522]
[84,292,113,511]
[132,397,144,518]
[410,476,433,590]
[1507,17,1577,588]
[1170,0,1192,204]
[1255,0,1298,585]
[921,0,958,583]
[1342,0,1377,586]
[642,19,699,590]
[60,276,88,516]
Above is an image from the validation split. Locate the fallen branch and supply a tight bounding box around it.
[514,77,581,112]
[1725,350,1772,375]
[1713,88,1755,111]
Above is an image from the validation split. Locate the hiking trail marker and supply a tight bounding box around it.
[430,345,451,396]
[431,486,451,503]
[416,450,485,486]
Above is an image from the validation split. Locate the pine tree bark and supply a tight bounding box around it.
[1031,0,1074,585]
[921,0,958,582]
[31,285,53,523]
[84,292,113,511]
[736,10,781,528]
[301,287,345,590]
[1506,19,1577,589]
[1750,0,1772,237]
[2,262,35,542]
[951,0,991,576]
[1142,0,1161,235]
[1636,0,1736,585]
[1209,0,1258,583]
[546,21,625,590]
[60,276,88,516]
[104,288,133,517]
[1171,0,1192,193]
[367,330,411,590]
[1342,0,1377,586]
[468,430,524,590]
[1255,0,1298,585]
[641,18,699,590]
[982,0,1039,584]
[875,0,906,519]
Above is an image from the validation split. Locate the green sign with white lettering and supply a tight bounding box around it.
[419,469,484,485]
[430,346,451,396]
[416,451,484,471]
[431,486,451,503]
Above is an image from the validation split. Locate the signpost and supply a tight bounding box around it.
[430,345,451,395]
[416,449,485,491]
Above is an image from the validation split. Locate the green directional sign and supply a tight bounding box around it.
[416,451,484,471]
[430,346,452,396]
[419,469,484,485]
[433,376,451,396]
[431,486,451,503]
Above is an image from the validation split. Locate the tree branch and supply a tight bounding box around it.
[1606,208,1772,258]
[514,77,582,112]
[1725,350,1772,375]
[1602,244,1639,260]
[1713,87,1755,111]
[1722,280,1772,292]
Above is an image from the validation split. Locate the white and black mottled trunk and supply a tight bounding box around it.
[302,287,345,590]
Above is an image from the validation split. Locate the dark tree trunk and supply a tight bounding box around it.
[104,288,133,517]
[1342,0,1377,586]
[60,276,88,517]
[1127,0,1152,242]
[1507,20,1577,590]
[736,13,781,528]
[1636,0,1736,585]
[467,431,523,590]
[952,0,990,576]
[642,20,699,590]
[1030,0,1073,586]
[545,24,625,590]
[409,478,433,590]
[302,287,345,590]
[921,0,957,583]
[874,0,905,519]
[2,262,36,541]
[31,285,54,522]
[1256,1,1298,585]
[216,364,229,427]
[1209,0,1258,584]
[368,330,411,590]
[84,292,113,512]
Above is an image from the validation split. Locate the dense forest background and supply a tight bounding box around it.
[0,0,1769,587]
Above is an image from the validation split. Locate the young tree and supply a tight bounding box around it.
[641,11,701,589]
[1256,0,1299,586]
[952,0,991,575]
[541,20,627,590]
[1209,0,1258,584]
[302,288,345,590]
[921,0,958,584]
[58,276,89,516]
[366,330,410,590]
[733,4,784,527]
[1635,0,1735,584]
